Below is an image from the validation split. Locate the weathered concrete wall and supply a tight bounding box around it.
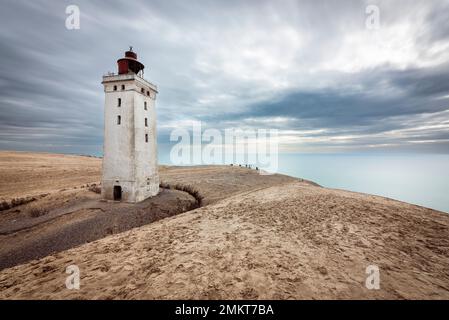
[133,90,159,201]
[101,74,159,202]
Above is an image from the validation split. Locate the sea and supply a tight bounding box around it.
[159,151,449,213]
[277,153,449,214]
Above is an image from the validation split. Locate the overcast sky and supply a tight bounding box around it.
[0,0,449,157]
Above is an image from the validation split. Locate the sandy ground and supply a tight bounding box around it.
[0,151,101,200]
[158,165,314,205]
[0,188,196,270]
[0,151,298,271]
[0,151,449,299]
[0,151,201,270]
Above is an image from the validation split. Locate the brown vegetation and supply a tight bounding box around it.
[27,206,49,218]
[87,184,101,194]
[160,181,204,207]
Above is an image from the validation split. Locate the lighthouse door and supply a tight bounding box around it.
[113,186,122,201]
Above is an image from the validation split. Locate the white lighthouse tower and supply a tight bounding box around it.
[101,48,159,202]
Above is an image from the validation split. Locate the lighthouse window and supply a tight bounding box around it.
[141,88,144,94]
[113,85,117,91]
[146,91,150,96]
[145,134,148,143]
[121,84,125,90]
[118,98,121,107]
[145,118,148,127]
[117,115,121,125]
[144,102,147,110]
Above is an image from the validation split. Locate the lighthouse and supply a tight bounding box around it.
[101,48,159,202]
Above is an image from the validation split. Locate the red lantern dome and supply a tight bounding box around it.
[117,47,145,75]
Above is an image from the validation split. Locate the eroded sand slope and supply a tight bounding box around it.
[1,181,448,299]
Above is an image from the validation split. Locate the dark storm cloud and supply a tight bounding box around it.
[0,0,449,155]
[388,64,449,97]
[210,63,449,126]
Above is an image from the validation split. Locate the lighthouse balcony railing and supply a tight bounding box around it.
[103,71,144,78]
[103,72,157,92]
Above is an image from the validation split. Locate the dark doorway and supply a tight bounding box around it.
[113,186,122,201]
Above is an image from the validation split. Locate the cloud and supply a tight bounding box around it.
[0,0,448,155]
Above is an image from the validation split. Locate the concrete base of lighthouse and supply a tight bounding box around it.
[101,176,159,203]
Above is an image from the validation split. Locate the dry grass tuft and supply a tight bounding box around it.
[0,197,37,212]
[88,184,101,194]
[27,206,49,218]
[0,200,10,211]
[159,182,204,207]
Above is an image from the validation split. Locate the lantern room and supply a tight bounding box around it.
[117,47,145,76]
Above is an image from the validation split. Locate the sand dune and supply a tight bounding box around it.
[0,151,101,201]
[0,151,448,299]
[0,152,298,271]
